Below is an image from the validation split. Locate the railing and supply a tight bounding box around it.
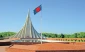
[47,38,85,42]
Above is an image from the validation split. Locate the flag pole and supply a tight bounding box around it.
[40,7,42,44]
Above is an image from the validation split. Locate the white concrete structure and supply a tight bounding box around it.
[10,11,45,39]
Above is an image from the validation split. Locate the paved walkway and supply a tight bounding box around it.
[0,46,9,52]
[0,38,19,52]
[0,38,20,42]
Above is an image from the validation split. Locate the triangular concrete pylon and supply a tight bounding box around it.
[10,10,45,39]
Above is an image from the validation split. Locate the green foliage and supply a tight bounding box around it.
[42,32,85,38]
[0,32,16,38]
[0,31,85,38]
[73,33,78,38]
[0,35,3,38]
[60,33,64,38]
[42,33,57,38]
[78,32,85,38]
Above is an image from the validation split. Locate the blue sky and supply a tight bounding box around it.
[0,0,85,34]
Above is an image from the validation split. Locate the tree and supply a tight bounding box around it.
[0,32,16,38]
[54,34,57,38]
[78,32,85,38]
[0,35,3,38]
[74,33,78,38]
[60,33,64,38]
